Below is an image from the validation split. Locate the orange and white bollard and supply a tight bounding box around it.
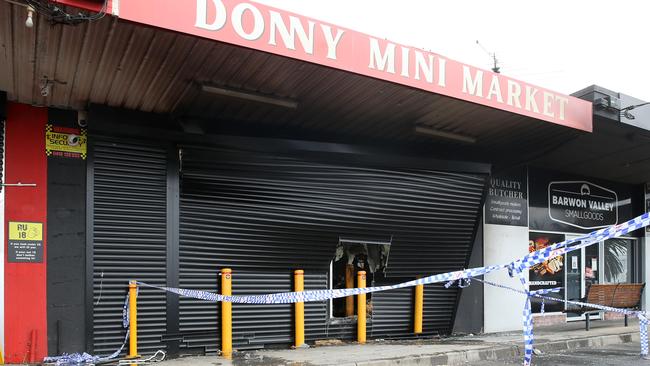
[221,268,233,360]
[127,280,140,359]
[294,270,305,348]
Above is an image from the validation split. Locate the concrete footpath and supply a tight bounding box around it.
[158,319,642,366]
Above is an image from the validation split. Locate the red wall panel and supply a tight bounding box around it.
[4,103,48,362]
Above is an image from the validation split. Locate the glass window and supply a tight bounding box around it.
[604,239,633,283]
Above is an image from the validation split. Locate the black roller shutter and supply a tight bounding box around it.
[90,139,168,355]
[370,287,414,338]
[178,147,486,350]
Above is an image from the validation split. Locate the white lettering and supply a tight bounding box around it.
[486,75,503,103]
[438,58,447,87]
[269,11,315,54]
[320,25,344,60]
[525,86,540,113]
[556,95,568,121]
[232,3,264,41]
[507,80,522,108]
[462,66,483,97]
[414,51,435,83]
[543,91,555,117]
[400,47,410,77]
[368,38,396,74]
[544,91,555,117]
[195,0,227,31]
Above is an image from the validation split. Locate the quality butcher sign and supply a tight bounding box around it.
[548,181,618,230]
[105,0,592,132]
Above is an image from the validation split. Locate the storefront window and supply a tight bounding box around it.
[529,232,565,313]
[604,239,634,283]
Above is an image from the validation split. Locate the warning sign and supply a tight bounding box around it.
[8,222,44,263]
[45,124,87,159]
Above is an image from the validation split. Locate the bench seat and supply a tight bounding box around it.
[564,283,644,331]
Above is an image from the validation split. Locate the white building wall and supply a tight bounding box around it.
[483,222,528,333]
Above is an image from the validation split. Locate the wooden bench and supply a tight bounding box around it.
[565,283,645,331]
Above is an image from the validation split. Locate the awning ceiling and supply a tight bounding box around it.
[1,2,650,184]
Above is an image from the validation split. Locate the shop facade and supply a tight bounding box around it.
[483,165,645,332]
[0,0,649,363]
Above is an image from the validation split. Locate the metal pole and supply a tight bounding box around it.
[294,269,305,348]
[221,268,233,359]
[127,280,140,358]
[357,271,366,344]
[414,282,424,334]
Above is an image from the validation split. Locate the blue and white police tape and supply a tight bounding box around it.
[136,263,508,305]
[473,278,649,366]
[136,213,650,306]
[510,212,650,278]
[61,212,648,366]
[44,294,132,365]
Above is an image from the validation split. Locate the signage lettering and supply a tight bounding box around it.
[485,169,528,227]
[196,0,343,59]
[548,181,618,230]
[8,222,44,263]
[45,124,87,159]
[529,169,640,234]
[113,0,593,132]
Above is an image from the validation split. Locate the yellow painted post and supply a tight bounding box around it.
[127,280,140,359]
[414,281,424,334]
[294,269,305,348]
[357,271,366,344]
[221,268,233,360]
[345,264,354,317]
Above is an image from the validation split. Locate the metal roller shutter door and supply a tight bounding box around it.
[90,140,168,355]
[179,147,486,349]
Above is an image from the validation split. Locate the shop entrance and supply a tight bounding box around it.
[565,236,638,320]
[565,236,601,320]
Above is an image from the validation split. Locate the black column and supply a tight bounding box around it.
[47,108,87,354]
[165,145,180,355]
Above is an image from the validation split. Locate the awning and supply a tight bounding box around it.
[1,0,591,131]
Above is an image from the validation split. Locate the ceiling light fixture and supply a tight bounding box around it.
[25,5,34,28]
[201,85,299,109]
[415,125,477,144]
[3,1,35,28]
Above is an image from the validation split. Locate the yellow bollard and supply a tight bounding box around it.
[294,270,305,348]
[414,281,424,334]
[127,280,140,359]
[345,264,354,317]
[221,268,233,360]
[357,271,366,344]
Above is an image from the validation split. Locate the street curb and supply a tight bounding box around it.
[337,332,638,366]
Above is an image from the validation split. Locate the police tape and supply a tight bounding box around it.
[43,212,650,365]
[137,212,650,305]
[44,294,132,365]
[472,277,649,366]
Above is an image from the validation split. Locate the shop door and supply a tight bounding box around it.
[565,236,601,320]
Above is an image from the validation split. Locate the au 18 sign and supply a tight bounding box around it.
[8,221,44,263]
